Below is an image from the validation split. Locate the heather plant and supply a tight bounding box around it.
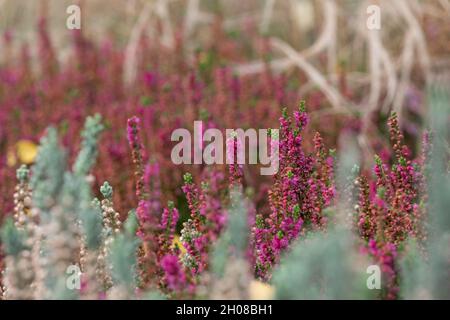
[0,1,449,302]
[179,172,205,274]
[2,0,449,224]
[355,111,428,299]
[127,116,159,288]
[271,133,366,300]
[254,102,335,280]
[0,12,322,221]
[180,169,227,276]
[269,92,446,300]
[0,99,448,300]
[126,116,185,291]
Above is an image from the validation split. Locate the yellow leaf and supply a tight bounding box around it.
[16,140,38,164]
[249,280,274,300]
[172,235,187,255]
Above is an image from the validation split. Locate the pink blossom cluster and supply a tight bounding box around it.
[356,112,427,299]
[180,170,227,275]
[253,103,335,280]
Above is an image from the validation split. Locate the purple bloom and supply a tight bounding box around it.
[161,254,187,292]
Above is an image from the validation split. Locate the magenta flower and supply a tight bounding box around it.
[254,103,335,280]
[161,254,187,293]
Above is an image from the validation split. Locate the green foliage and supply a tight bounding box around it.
[92,197,101,208]
[73,114,104,176]
[272,229,373,299]
[30,127,67,213]
[0,218,27,256]
[100,181,113,199]
[298,100,306,112]
[109,211,140,289]
[211,188,249,278]
[26,116,105,299]
[16,165,29,183]
[183,172,193,184]
[399,85,450,299]
[425,85,450,299]
[124,209,138,236]
[399,239,429,299]
[80,205,103,250]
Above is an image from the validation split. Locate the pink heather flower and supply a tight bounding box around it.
[158,201,180,258]
[355,113,427,299]
[363,239,399,299]
[127,118,171,288]
[226,133,243,189]
[231,75,240,105]
[144,162,162,217]
[161,254,187,292]
[144,71,158,88]
[388,112,407,161]
[135,200,160,240]
[254,104,334,280]
[187,72,203,106]
[127,116,148,201]
[180,169,226,275]
[161,204,179,235]
[294,110,308,129]
[127,116,140,145]
[182,173,203,218]
[136,200,150,224]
